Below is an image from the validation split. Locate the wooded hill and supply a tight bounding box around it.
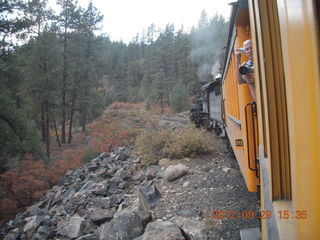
[0,0,228,171]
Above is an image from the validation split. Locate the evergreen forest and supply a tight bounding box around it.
[0,0,228,177]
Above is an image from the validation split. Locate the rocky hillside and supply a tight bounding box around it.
[0,108,259,240]
[1,146,209,240]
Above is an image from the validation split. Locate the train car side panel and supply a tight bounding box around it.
[276,0,320,238]
[222,6,259,192]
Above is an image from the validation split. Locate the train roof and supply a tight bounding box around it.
[200,76,221,92]
[221,0,248,84]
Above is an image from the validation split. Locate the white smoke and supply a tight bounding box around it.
[211,61,221,78]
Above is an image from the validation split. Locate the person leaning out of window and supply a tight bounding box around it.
[234,39,256,100]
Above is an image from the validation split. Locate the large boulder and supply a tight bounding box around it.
[90,209,114,225]
[158,158,170,167]
[164,164,188,181]
[137,186,161,212]
[58,214,85,239]
[133,220,186,240]
[171,216,208,240]
[98,210,150,240]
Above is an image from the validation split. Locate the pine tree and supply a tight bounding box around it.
[170,81,188,113]
[0,0,43,171]
[75,1,103,133]
[56,0,79,143]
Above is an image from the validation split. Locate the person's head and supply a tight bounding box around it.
[243,40,253,60]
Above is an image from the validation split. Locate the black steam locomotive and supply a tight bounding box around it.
[189,74,225,136]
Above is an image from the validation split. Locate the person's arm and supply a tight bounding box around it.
[243,73,255,85]
[234,47,246,84]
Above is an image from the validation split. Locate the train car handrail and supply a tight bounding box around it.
[244,102,259,177]
[227,114,241,129]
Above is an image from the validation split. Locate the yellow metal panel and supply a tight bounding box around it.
[259,0,291,200]
[276,0,320,238]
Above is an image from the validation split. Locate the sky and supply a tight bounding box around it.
[54,0,232,43]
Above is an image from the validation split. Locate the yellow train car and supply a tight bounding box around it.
[221,0,320,239]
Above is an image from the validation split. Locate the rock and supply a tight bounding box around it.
[119,181,133,189]
[4,233,19,240]
[50,189,63,206]
[34,225,51,240]
[88,164,99,172]
[183,182,189,187]
[23,215,43,239]
[166,214,174,219]
[87,173,97,180]
[76,233,98,240]
[115,168,132,181]
[156,171,165,179]
[164,164,188,181]
[108,176,124,187]
[99,152,109,159]
[109,195,123,207]
[158,158,170,167]
[92,182,109,197]
[97,168,107,176]
[222,167,230,173]
[64,196,87,214]
[90,209,114,225]
[78,181,96,193]
[132,157,141,163]
[117,202,129,212]
[133,220,185,240]
[9,213,25,229]
[138,185,161,211]
[132,170,146,181]
[98,210,150,240]
[25,202,47,217]
[146,165,160,180]
[171,216,208,240]
[39,215,52,227]
[81,220,94,235]
[59,187,74,203]
[37,225,50,235]
[59,214,85,239]
[93,197,111,209]
[116,153,128,161]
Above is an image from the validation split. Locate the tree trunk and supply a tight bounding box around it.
[41,104,46,142]
[160,94,164,114]
[44,100,50,158]
[79,36,92,134]
[68,75,77,144]
[81,112,86,132]
[53,118,61,147]
[43,39,50,157]
[61,15,68,144]
[68,107,74,143]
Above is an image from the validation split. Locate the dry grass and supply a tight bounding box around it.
[135,124,216,165]
[164,125,215,158]
[134,129,172,165]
